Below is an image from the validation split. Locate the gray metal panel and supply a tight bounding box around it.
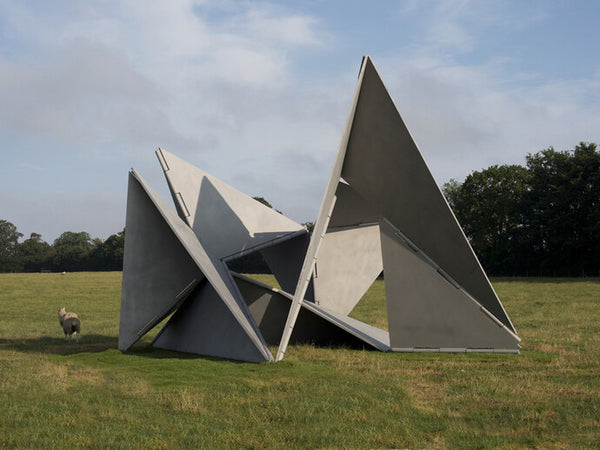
[238,275,359,346]
[235,275,368,347]
[340,57,515,333]
[156,148,305,260]
[328,182,381,228]
[152,283,271,363]
[122,170,273,362]
[300,301,390,352]
[119,172,205,351]
[234,274,389,351]
[313,224,382,315]
[380,220,520,350]
[259,233,315,302]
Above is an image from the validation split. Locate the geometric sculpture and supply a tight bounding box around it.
[276,56,520,359]
[119,156,387,362]
[119,56,520,363]
[119,169,273,362]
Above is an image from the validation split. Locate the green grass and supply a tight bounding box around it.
[1,272,599,448]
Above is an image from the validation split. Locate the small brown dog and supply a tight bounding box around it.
[57,307,81,342]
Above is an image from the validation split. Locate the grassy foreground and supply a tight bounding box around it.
[1,272,599,448]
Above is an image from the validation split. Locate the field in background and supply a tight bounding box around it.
[1,272,599,448]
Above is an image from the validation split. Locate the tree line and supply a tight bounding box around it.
[0,223,124,273]
[0,197,290,274]
[443,142,599,276]
[2,143,598,276]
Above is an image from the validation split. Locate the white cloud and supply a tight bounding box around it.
[0,0,339,239]
[1,0,598,242]
[229,5,324,47]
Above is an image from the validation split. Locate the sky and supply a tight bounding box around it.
[1,0,599,243]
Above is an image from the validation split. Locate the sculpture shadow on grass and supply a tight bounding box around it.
[0,334,118,355]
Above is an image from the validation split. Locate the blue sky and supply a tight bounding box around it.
[1,0,599,243]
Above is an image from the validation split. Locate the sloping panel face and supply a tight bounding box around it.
[119,172,204,351]
[340,57,515,332]
[234,275,386,350]
[156,148,305,259]
[152,283,271,362]
[260,233,315,301]
[328,182,381,228]
[121,170,273,362]
[313,224,383,315]
[380,220,520,350]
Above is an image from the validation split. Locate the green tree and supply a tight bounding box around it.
[252,196,272,208]
[444,165,530,275]
[524,142,600,275]
[302,221,315,233]
[53,231,94,272]
[441,178,462,211]
[88,230,125,271]
[17,232,55,272]
[0,220,23,272]
[253,196,282,214]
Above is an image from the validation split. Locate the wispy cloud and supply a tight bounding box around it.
[0,0,598,242]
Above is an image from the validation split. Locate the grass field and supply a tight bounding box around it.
[1,272,599,448]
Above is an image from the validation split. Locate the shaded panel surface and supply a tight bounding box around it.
[341,57,515,332]
[152,283,271,363]
[260,233,314,301]
[119,173,204,351]
[157,148,305,259]
[121,170,272,362]
[234,275,386,350]
[380,220,520,350]
[328,182,381,228]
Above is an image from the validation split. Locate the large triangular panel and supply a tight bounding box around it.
[119,170,273,362]
[340,57,515,333]
[156,148,306,260]
[119,172,205,351]
[277,56,520,360]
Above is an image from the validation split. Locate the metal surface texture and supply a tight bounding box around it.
[152,282,271,363]
[119,172,204,351]
[312,224,382,315]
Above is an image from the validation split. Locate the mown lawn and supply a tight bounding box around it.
[1,272,599,448]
